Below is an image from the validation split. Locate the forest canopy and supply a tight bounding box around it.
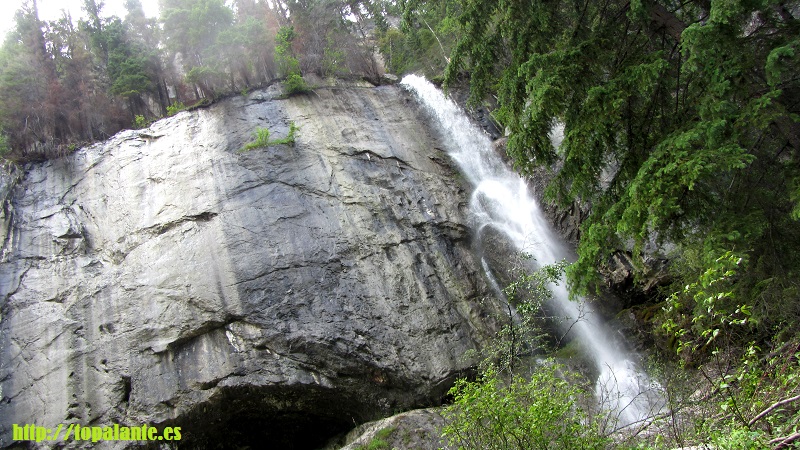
[0,0,389,162]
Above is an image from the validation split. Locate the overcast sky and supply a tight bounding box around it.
[1,0,160,40]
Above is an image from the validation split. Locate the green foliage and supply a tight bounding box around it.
[160,0,236,99]
[442,261,615,448]
[281,122,299,145]
[364,438,388,450]
[661,251,751,360]
[240,122,298,152]
[273,25,311,95]
[214,15,275,86]
[373,426,395,441]
[185,65,220,96]
[377,1,462,77]
[284,73,311,95]
[674,340,800,450]
[103,19,154,99]
[442,363,609,450]
[0,133,10,159]
[0,0,385,157]
[353,427,395,450]
[133,115,148,129]
[244,127,271,151]
[160,0,234,65]
[322,35,346,78]
[710,427,768,450]
[442,0,800,356]
[474,259,569,375]
[275,26,301,77]
[167,102,186,117]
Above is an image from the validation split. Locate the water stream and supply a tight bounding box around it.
[401,74,664,428]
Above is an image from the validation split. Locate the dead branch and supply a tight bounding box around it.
[749,394,800,427]
[770,431,800,449]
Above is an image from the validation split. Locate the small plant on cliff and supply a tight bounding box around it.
[240,122,298,152]
[133,115,148,129]
[275,122,298,145]
[167,101,186,117]
[0,133,10,159]
[354,426,395,450]
[247,128,272,150]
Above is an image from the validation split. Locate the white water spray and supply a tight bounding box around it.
[401,74,664,428]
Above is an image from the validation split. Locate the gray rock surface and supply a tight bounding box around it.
[335,407,452,450]
[0,84,498,448]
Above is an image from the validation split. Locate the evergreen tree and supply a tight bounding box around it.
[160,0,235,98]
[0,0,68,158]
[442,0,800,339]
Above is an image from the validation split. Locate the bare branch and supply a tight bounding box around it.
[420,17,450,64]
[749,393,800,427]
[770,431,800,449]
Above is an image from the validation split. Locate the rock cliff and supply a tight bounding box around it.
[0,83,497,449]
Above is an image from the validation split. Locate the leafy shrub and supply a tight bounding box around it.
[661,251,751,361]
[133,115,148,129]
[167,102,186,117]
[275,26,300,77]
[460,259,568,376]
[354,437,388,450]
[710,426,768,450]
[442,363,609,450]
[284,73,311,95]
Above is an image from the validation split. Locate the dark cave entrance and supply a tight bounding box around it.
[164,385,361,449]
[178,411,351,449]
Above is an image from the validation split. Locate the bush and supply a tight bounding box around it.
[660,251,752,363]
[167,102,186,116]
[133,115,148,129]
[442,363,609,450]
[284,73,311,95]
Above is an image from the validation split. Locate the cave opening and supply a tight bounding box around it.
[176,411,351,449]
[165,386,361,449]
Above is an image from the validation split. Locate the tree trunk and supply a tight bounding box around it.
[648,3,687,42]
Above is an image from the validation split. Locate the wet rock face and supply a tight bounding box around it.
[0,84,495,448]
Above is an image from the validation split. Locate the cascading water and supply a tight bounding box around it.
[401,74,664,428]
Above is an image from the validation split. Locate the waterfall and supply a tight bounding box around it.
[401,74,664,428]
